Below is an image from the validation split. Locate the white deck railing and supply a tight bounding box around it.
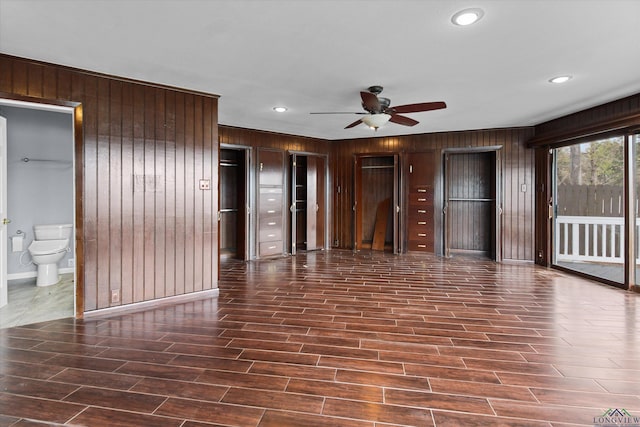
[556,215,631,263]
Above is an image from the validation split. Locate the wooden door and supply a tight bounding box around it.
[444,151,498,259]
[257,148,285,257]
[406,151,435,252]
[306,155,325,251]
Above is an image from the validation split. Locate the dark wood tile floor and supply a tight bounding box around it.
[1,250,639,426]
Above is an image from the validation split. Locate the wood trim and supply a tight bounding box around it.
[73,104,84,317]
[528,117,640,147]
[83,288,220,319]
[534,147,551,266]
[624,135,634,288]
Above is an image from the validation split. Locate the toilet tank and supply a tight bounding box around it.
[33,224,73,240]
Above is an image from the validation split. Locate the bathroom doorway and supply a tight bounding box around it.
[0,98,78,328]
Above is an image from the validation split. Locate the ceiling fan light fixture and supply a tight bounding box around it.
[451,8,484,26]
[273,106,288,112]
[361,113,391,130]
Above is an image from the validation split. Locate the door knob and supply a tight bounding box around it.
[2,218,10,225]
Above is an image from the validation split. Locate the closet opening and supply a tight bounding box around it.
[289,153,326,255]
[443,149,501,261]
[219,147,249,261]
[354,154,400,253]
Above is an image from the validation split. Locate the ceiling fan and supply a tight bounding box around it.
[310,85,446,130]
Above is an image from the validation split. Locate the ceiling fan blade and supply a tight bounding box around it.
[391,101,447,114]
[345,119,363,129]
[389,114,419,127]
[360,91,381,113]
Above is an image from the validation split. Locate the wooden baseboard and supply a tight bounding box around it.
[83,288,220,319]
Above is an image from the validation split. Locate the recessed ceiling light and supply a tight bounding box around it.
[549,75,572,84]
[451,8,484,26]
[273,106,288,112]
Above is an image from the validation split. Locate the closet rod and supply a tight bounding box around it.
[21,157,71,164]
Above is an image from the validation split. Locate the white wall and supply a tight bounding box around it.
[0,106,74,277]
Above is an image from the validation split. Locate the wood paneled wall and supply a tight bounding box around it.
[530,92,640,146]
[218,126,330,256]
[0,55,219,313]
[219,125,329,154]
[332,128,536,261]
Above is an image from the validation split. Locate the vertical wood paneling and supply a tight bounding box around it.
[121,82,134,305]
[193,97,204,291]
[97,78,111,308]
[83,74,99,311]
[174,92,186,296]
[0,60,11,90]
[58,69,72,100]
[203,97,216,285]
[132,84,146,304]
[11,60,27,95]
[155,88,166,298]
[531,92,640,145]
[164,90,177,297]
[143,86,156,301]
[27,64,43,98]
[43,66,57,99]
[184,94,195,294]
[109,80,123,304]
[0,55,219,312]
[331,128,535,261]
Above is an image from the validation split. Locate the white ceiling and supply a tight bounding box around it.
[1,0,639,140]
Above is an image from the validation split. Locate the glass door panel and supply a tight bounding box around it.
[553,137,625,283]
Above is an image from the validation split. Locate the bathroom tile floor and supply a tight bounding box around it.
[0,274,74,329]
[1,251,640,426]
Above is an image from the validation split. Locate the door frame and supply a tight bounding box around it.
[441,146,502,261]
[0,116,6,308]
[219,144,253,265]
[0,93,84,316]
[288,150,330,254]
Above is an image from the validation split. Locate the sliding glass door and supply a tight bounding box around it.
[553,136,625,284]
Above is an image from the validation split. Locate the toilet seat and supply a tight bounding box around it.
[28,239,69,256]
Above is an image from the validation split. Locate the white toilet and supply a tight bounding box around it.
[28,224,73,287]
